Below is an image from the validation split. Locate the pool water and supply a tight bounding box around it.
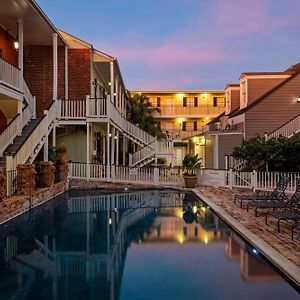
[0,190,298,300]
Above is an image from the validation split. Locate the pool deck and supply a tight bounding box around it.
[194,186,300,287]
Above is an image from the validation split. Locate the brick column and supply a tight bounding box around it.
[41,161,55,187]
[17,164,36,195]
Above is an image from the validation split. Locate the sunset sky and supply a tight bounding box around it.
[38,0,300,90]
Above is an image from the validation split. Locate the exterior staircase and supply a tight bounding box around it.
[59,97,173,167]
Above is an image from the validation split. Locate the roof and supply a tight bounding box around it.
[239,72,289,79]
[130,90,225,94]
[230,71,300,118]
[224,84,240,89]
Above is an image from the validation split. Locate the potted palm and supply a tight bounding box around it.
[182,153,201,188]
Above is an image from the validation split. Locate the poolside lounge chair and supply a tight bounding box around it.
[265,204,300,233]
[234,176,290,208]
[250,179,300,216]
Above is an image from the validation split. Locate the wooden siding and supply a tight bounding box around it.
[218,134,243,169]
[231,89,240,111]
[245,74,300,139]
[204,136,214,168]
[247,78,287,105]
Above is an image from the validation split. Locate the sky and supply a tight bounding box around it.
[38,0,300,90]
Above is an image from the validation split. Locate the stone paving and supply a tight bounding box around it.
[195,186,300,268]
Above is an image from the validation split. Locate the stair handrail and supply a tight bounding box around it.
[129,139,158,166]
[0,113,20,157]
[23,79,36,119]
[108,99,156,145]
[6,100,56,170]
[267,112,300,139]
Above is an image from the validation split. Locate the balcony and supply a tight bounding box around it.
[153,105,225,118]
[163,129,202,141]
[0,58,21,92]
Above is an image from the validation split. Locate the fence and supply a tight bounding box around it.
[68,162,300,192]
[69,162,184,186]
[6,169,18,197]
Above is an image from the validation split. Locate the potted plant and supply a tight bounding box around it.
[182,153,201,188]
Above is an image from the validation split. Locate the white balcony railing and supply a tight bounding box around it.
[0,58,21,90]
[59,99,86,119]
[153,105,225,117]
[6,101,56,171]
[267,113,300,139]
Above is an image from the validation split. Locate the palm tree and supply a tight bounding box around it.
[127,93,165,138]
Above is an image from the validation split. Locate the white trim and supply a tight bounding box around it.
[65,46,68,99]
[0,85,23,101]
[53,33,58,100]
[242,74,290,80]
[18,19,24,92]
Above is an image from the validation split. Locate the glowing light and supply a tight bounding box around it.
[108,82,111,86]
[114,92,117,96]
[193,205,198,214]
[252,248,258,255]
[179,237,184,244]
[193,137,198,143]
[202,92,208,99]
[177,118,184,124]
[177,92,184,97]
[205,117,210,121]
[297,96,300,103]
[199,137,206,145]
[108,133,112,137]
[114,136,118,139]
[14,41,19,50]
[108,218,112,225]
[124,187,129,192]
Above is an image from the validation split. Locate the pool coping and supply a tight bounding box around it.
[193,189,300,288]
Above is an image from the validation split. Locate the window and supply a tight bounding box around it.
[183,97,187,107]
[182,121,186,131]
[157,97,161,107]
[183,227,188,236]
[194,97,198,107]
[213,97,218,107]
[194,227,198,237]
[194,121,197,131]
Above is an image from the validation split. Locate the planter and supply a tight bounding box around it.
[183,175,197,188]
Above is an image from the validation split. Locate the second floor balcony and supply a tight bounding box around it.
[0,58,22,92]
[152,104,225,118]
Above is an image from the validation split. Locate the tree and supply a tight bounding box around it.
[127,93,165,138]
[232,135,300,172]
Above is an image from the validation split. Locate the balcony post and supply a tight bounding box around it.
[86,122,90,180]
[106,123,111,179]
[17,101,22,135]
[43,110,49,161]
[18,19,23,92]
[116,130,119,166]
[53,33,58,101]
[109,61,114,115]
[122,136,126,166]
[111,126,115,165]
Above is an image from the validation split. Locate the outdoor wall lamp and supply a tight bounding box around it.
[14,41,19,50]
[297,96,300,103]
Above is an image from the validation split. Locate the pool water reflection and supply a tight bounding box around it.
[0,190,298,300]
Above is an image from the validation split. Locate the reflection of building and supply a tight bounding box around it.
[225,234,281,282]
[130,90,225,166]
[0,191,287,299]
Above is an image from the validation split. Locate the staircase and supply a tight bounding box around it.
[0,118,42,168]
[267,113,300,139]
[59,97,173,167]
[2,100,57,171]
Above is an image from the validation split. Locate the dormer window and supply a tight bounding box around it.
[240,80,247,108]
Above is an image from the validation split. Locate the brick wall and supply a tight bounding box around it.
[68,49,91,100]
[24,46,65,116]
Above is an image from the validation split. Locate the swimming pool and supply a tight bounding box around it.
[0,190,298,299]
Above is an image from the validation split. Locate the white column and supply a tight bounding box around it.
[52,126,56,147]
[18,19,23,92]
[53,33,58,101]
[122,136,126,166]
[111,127,115,165]
[17,101,22,135]
[110,61,114,104]
[107,123,110,165]
[214,135,219,169]
[103,134,106,164]
[44,136,49,160]
[116,131,119,166]
[64,46,68,100]
[86,123,90,180]
[115,76,119,110]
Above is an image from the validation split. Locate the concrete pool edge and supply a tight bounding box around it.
[193,189,300,288]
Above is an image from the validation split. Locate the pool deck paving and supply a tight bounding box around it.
[194,186,300,287]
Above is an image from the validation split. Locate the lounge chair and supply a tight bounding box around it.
[250,179,300,216]
[234,176,290,208]
[265,204,300,233]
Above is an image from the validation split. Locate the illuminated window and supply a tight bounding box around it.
[157,97,161,107]
[183,97,187,107]
[194,97,198,107]
[213,97,218,107]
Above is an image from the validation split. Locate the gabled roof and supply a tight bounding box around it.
[224,84,240,90]
[230,71,300,118]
